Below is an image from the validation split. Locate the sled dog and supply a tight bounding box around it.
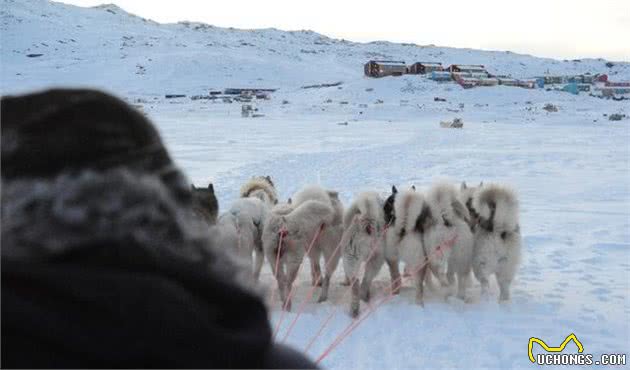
[340,191,386,317]
[471,183,522,302]
[191,183,218,224]
[425,182,474,300]
[211,197,269,281]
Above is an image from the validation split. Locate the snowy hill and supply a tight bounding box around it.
[2,0,630,95]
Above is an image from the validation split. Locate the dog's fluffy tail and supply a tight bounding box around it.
[473,183,519,232]
[427,182,471,225]
[393,190,426,235]
[240,177,278,205]
[343,191,382,230]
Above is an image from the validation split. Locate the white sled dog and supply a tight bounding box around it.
[240,175,279,206]
[211,197,269,281]
[289,185,344,301]
[471,183,522,302]
[262,185,341,310]
[340,191,386,317]
[425,182,474,301]
[386,189,440,306]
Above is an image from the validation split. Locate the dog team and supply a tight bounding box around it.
[192,176,522,317]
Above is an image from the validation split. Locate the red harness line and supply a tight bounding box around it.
[268,226,287,309]
[272,223,326,340]
[315,235,458,365]
[303,221,390,354]
[280,225,345,343]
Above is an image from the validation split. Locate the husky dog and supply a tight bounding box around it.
[340,191,386,317]
[290,185,344,292]
[471,184,522,302]
[386,189,435,306]
[459,181,483,231]
[191,183,219,224]
[262,191,339,311]
[425,182,474,300]
[240,175,279,206]
[211,197,269,281]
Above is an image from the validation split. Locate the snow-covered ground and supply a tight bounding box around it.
[2,0,629,368]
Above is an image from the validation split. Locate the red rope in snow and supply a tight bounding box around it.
[303,221,389,354]
[315,235,458,365]
[272,223,325,340]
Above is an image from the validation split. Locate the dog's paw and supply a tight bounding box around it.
[350,304,359,318]
[360,287,371,302]
[415,297,424,307]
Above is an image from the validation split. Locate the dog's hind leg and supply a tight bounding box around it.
[283,262,301,311]
[309,249,323,287]
[350,276,360,318]
[447,262,456,286]
[318,241,341,303]
[343,253,361,317]
[385,257,401,294]
[360,253,384,302]
[415,261,428,307]
[496,262,515,302]
[253,248,264,282]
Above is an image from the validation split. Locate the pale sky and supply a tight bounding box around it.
[58,0,630,61]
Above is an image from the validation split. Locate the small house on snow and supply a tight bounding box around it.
[364,60,407,78]
[446,64,488,74]
[408,62,443,74]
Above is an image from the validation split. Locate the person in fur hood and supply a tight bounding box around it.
[0,89,316,369]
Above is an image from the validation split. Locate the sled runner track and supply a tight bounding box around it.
[304,220,388,354]
[316,236,458,364]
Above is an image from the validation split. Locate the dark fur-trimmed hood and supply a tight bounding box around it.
[1,169,271,368]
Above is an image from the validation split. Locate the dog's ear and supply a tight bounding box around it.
[327,190,339,199]
[461,182,467,190]
[191,184,197,190]
[392,185,398,194]
[411,185,416,191]
[208,183,214,192]
[287,197,292,204]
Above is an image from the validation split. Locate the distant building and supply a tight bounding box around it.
[408,62,443,74]
[446,64,488,74]
[430,71,453,81]
[364,60,407,78]
[518,79,537,89]
[497,78,519,87]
